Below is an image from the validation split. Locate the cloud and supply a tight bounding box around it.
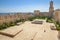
[0,4,60,13]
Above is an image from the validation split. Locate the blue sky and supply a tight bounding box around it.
[0,0,60,13]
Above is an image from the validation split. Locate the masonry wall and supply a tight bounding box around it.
[0,13,33,25]
[40,12,49,17]
[34,10,40,16]
[34,10,49,17]
[54,10,60,24]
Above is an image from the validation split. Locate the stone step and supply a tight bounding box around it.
[0,25,23,37]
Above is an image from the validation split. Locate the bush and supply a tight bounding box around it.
[15,19,24,23]
[28,16,47,21]
[46,17,53,23]
[56,25,60,30]
[28,16,36,21]
[0,21,18,30]
[0,23,9,30]
[9,21,16,26]
[20,19,26,22]
[36,16,46,19]
[0,19,26,30]
[55,22,60,30]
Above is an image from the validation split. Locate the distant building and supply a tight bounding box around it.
[40,12,49,17]
[34,10,40,16]
[53,9,60,24]
[0,0,60,24]
[49,0,54,17]
[34,0,54,17]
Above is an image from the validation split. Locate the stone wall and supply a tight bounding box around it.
[40,12,49,17]
[34,10,40,16]
[53,9,60,24]
[0,13,33,25]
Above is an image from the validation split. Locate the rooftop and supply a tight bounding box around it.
[0,19,58,40]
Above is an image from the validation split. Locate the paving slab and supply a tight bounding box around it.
[0,20,58,40]
[0,24,23,37]
[14,30,37,40]
[33,22,58,40]
[0,34,14,40]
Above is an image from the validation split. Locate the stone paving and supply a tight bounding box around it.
[0,22,23,37]
[0,20,58,40]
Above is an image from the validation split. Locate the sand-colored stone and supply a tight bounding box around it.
[0,20,58,40]
[34,10,40,16]
[0,23,23,37]
[54,9,60,24]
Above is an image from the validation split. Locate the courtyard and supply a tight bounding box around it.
[0,19,58,40]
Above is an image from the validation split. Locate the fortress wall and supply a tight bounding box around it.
[0,9,60,25]
[0,13,33,25]
[40,12,49,17]
[34,10,40,16]
[54,9,60,24]
[23,13,33,20]
[34,10,49,17]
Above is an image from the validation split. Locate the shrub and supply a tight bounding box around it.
[55,22,60,30]
[9,22,16,26]
[46,17,53,23]
[20,19,26,22]
[28,16,36,21]
[0,23,9,30]
[28,16,47,21]
[37,16,46,19]
[0,19,26,30]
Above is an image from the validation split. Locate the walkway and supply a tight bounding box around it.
[0,20,58,40]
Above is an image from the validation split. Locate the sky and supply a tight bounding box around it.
[0,0,60,13]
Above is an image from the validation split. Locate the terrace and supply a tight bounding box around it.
[0,19,58,40]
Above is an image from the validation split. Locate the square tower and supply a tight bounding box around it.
[49,0,54,17]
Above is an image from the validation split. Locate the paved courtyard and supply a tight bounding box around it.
[0,19,58,40]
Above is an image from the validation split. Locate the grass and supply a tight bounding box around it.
[54,22,60,30]
[28,16,47,21]
[0,16,60,30]
[46,18,60,30]
[28,16,36,21]
[0,16,47,30]
[46,17,53,23]
[28,16,60,30]
[46,17,60,30]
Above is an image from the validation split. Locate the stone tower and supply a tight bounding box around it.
[34,10,40,16]
[49,0,54,17]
